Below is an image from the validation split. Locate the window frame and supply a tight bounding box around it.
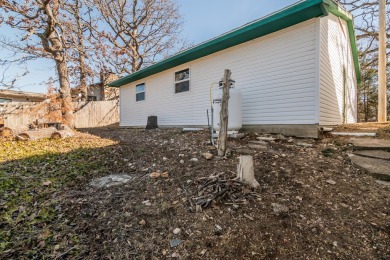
[87,96,97,101]
[136,83,146,102]
[0,98,12,103]
[174,68,190,94]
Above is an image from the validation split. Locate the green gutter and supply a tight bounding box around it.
[322,0,362,85]
[109,0,361,87]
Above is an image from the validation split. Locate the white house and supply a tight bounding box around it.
[110,0,360,137]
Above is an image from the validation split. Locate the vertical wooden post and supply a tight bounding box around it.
[218,69,231,157]
[378,0,387,122]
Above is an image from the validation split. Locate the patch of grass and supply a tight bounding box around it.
[322,147,337,157]
[0,136,117,258]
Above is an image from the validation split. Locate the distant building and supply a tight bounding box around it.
[0,89,47,103]
[72,72,119,102]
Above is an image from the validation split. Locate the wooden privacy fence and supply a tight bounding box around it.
[74,100,119,128]
[1,100,119,131]
[0,102,53,132]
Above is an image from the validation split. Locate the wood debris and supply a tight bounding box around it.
[191,172,261,208]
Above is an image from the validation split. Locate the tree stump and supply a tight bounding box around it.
[145,116,158,130]
[0,127,14,138]
[237,155,259,188]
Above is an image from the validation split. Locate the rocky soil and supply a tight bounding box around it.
[1,128,389,259]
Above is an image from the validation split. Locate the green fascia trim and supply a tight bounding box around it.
[109,0,360,87]
[322,0,362,85]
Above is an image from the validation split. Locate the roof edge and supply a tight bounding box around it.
[109,0,325,87]
[110,0,361,87]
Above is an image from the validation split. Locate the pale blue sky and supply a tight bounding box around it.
[0,0,297,93]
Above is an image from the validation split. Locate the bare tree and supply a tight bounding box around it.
[94,0,186,74]
[337,0,390,121]
[338,0,390,69]
[0,0,74,126]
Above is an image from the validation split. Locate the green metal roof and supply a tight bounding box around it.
[109,0,361,87]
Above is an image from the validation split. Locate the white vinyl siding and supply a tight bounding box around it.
[319,14,357,125]
[120,19,318,127]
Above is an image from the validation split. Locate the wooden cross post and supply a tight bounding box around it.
[217,69,231,157]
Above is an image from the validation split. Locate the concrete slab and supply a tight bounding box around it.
[354,150,390,160]
[243,124,319,138]
[332,132,376,137]
[376,180,390,187]
[349,155,390,181]
[349,138,390,151]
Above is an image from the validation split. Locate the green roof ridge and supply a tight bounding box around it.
[109,0,360,87]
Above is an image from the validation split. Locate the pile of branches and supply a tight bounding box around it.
[190,172,261,208]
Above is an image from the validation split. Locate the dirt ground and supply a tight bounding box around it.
[1,128,389,259]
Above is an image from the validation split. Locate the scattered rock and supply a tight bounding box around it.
[257,137,275,141]
[170,239,183,248]
[249,144,267,150]
[326,179,337,185]
[173,228,181,235]
[297,142,313,148]
[200,249,207,256]
[271,203,289,215]
[163,157,168,161]
[142,200,152,206]
[150,172,161,178]
[243,214,254,221]
[202,153,214,160]
[235,148,255,155]
[190,158,199,162]
[214,224,223,235]
[90,174,134,188]
[139,219,146,225]
[276,134,286,140]
[249,140,268,145]
[171,252,180,258]
[179,154,185,157]
[42,180,52,186]
[179,159,185,164]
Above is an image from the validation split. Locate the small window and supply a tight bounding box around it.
[136,83,145,101]
[175,68,190,93]
[0,98,12,103]
[87,96,97,101]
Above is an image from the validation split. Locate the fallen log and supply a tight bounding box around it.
[51,130,74,139]
[0,127,14,138]
[16,127,57,141]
